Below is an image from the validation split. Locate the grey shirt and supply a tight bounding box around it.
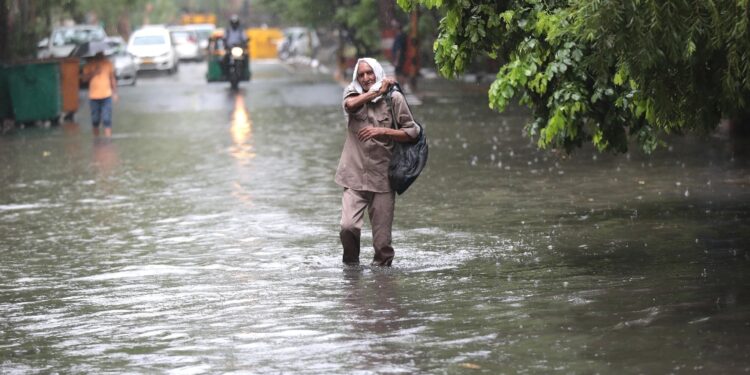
[335,84,420,192]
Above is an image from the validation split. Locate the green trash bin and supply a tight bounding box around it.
[7,62,61,122]
[0,65,11,119]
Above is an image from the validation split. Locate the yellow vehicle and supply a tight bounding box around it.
[246,28,283,59]
[181,13,217,26]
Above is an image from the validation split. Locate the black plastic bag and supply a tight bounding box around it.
[386,84,428,195]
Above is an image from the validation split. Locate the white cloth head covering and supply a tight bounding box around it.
[351,57,385,101]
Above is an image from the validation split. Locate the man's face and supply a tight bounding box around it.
[356,62,376,92]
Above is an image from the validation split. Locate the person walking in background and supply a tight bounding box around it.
[335,58,420,266]
[391,20,408,86]
[81,51,117,138]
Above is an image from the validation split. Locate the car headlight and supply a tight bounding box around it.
[231,47,243,58]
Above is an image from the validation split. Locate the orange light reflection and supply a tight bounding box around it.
[230,94,255,163]
[230,93,255,207]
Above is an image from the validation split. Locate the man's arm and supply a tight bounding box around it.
[357,126,412,143]
[358,90,418,143]
[344,78,393,113]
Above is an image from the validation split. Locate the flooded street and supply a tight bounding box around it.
[1,60,749,373]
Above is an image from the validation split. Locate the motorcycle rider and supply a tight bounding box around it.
[222,14,248,77]
[224,14,247,48]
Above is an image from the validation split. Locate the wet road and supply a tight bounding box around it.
[1,60,750,373]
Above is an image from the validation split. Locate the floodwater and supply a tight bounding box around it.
[1,61,749,374]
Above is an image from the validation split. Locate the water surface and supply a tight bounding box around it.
[1,61,749,374]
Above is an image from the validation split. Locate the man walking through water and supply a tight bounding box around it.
[82,51,117,138]
[335,58,419,266]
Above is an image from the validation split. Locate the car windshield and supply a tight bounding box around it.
[171,32,193,43]
[133,35,166,45]
[52,28,105,46]
[195,30,212,41]
[107,41,126,55]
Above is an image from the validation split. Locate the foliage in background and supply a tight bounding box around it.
[255,0,381,56]
[398,0,750,154]
[1,0,73,60]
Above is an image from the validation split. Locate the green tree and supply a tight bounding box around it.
[1,0,75,60]
[256,0,381,56]
[398,0,750,153]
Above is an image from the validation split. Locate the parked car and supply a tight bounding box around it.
[127,26,179,74]
[183,23,216,51]
[277,27,319,60]
[105,37,137,86]
[168,26,202,61]
[38,24,107,59]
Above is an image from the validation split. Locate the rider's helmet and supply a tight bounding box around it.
[229,14,240,29]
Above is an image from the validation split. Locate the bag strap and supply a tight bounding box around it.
[384,84,400,130]
[386,83,422,136]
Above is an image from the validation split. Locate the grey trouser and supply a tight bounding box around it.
[339,188,395,265]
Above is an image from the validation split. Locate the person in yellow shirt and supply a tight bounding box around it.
[82,51,118,137]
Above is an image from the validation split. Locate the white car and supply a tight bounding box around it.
[105,37,137,85]
[127,26,179,74]
[168,26,202,61]
[38,24,107,59]
[183,23,215,51]
[277,27,320,60]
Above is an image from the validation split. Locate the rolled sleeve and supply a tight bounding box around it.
[392,92,420,139]
[343,84,366,117]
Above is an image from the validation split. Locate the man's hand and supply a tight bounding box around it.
[378,78,394,95]
[358,126,387,142]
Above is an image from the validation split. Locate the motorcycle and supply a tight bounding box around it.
[205,31,251,88]
[226,44,247,90]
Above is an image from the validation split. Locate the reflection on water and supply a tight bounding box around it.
[229,93,255,207]
[343,267,405,335]
[0,62,748,374]
[230,93,255,163]
[92,139,119,176]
